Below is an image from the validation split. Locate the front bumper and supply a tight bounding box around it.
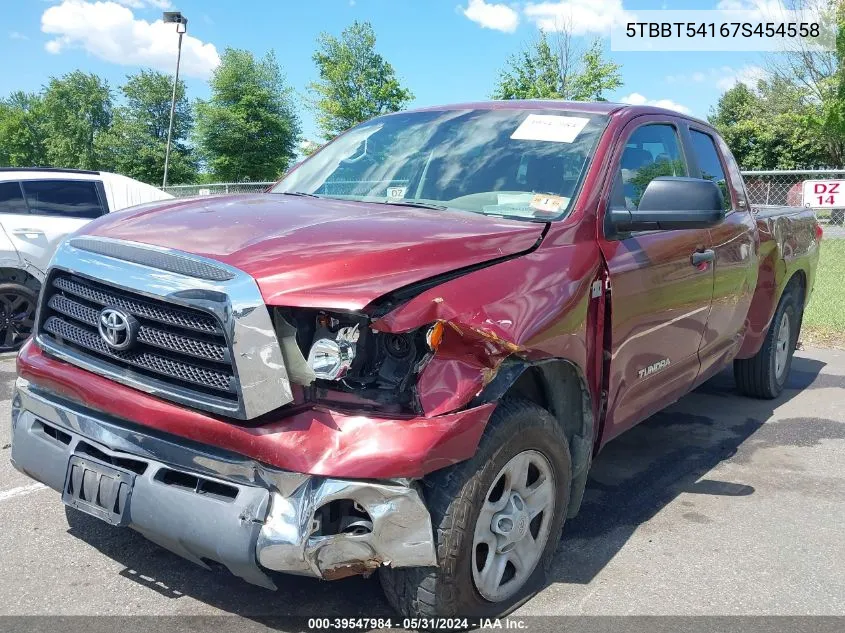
[10,378,437,588]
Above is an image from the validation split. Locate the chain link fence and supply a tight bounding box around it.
[742,170,845,223]
[162,182,274,197]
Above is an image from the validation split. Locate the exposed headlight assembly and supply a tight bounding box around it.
[275,307,443,414]
[306,324,360,380]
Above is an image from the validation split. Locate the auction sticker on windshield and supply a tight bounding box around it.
[802,180,845,208]
[511,114,591,143]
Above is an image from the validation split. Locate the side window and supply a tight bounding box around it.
[689,130,731,210]
[714,133,748,210]
[614,124,686,210]
[21,180,106,219]
[0,182,28,214]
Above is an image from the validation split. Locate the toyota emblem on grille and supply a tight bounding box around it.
[98,307,138,351]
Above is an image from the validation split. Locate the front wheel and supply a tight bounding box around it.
[379,398,571,618]
[734,286,800,399]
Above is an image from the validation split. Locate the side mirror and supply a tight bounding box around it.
[608,177,726,232]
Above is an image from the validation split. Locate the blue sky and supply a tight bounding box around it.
[0,0,771,141]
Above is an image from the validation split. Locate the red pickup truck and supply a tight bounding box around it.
[11,101,820,618]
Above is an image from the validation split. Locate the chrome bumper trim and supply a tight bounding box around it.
[10,380,437,584]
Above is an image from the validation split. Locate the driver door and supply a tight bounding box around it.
[598,117,715,442]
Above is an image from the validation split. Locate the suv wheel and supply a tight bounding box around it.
[379,398,571,618]
[0,283,37,352]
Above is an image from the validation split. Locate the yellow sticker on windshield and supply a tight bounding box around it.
[511,115,590,143]
[530,194,566,214]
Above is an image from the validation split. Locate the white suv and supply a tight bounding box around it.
[0,168,172,351]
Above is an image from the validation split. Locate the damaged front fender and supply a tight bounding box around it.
[370,240,600,418]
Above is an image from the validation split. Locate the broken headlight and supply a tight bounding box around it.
[274,308,442,413]
[307,324,360,380]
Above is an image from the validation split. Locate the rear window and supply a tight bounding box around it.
[0,182,28,214]
[689,130,731,210]
[21,180,106,218]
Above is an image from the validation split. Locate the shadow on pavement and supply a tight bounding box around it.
[64,356,831,619]
[550,354,829,585]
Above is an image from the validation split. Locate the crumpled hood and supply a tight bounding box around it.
[79,194,545,310]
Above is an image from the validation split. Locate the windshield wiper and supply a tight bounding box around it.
[383,200,448,211]
[275,191,323,198]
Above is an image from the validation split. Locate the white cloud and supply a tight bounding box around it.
[716,65,766,91]
[114,0,172,8]
[41,1,220,79]
[9,31,29,41]
[715,0,823,22]
[620,92,691,114]
[523,0,634,35]
[462,0,520,33]
[716,0,787,15]
[666,65,766,92]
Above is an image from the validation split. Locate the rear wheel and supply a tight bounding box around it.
[0,283,37,352]
[379,398,571,618]
[734,286,800,399]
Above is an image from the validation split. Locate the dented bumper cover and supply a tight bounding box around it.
[10,378,437,587]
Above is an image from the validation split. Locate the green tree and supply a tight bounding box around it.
[709,80,829,170]
[98,70,197,185]
[492,31,622,101]
[195,48,301,181]
[309,21,414,140]
[821,0,845,165]
[42,71,112,170]
[0,92,48,167]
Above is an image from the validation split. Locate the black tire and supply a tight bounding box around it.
[734,285,801,399]
[379,398,571,619]
[0,282,37,352]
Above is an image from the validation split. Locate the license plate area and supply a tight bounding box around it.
[62,455,134,526]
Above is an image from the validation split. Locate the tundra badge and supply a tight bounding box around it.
[638,359,671,379]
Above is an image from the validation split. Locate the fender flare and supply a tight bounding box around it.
[472,357,596,519]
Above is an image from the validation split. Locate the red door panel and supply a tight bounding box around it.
[697,212,758,384]
[601,229,713,441]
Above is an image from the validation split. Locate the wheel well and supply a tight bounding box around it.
[786,270,807,308]
[0,268,41,292]
[495,360,595,519]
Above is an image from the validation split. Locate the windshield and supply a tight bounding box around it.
[272,109,608,221]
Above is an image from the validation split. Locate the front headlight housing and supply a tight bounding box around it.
[275,308,441,414]
[306,325,359,380]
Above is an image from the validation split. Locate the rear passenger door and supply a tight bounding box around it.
[687,126,758,384]
[599,117,715,441]
[0,179,109,276]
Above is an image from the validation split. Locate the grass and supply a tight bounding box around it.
[803,239,845,348]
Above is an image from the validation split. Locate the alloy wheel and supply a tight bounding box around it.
[471,449,556,602]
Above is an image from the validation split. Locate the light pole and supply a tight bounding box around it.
[162,11,187,189]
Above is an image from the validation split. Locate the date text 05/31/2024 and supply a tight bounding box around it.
[307,618,528,630]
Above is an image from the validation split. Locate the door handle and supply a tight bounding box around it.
[691,249,715,266]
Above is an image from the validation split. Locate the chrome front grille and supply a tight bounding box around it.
[52,276,218,333]
[39,273,237,400]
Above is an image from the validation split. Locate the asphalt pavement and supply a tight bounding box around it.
[1,347,844,620]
